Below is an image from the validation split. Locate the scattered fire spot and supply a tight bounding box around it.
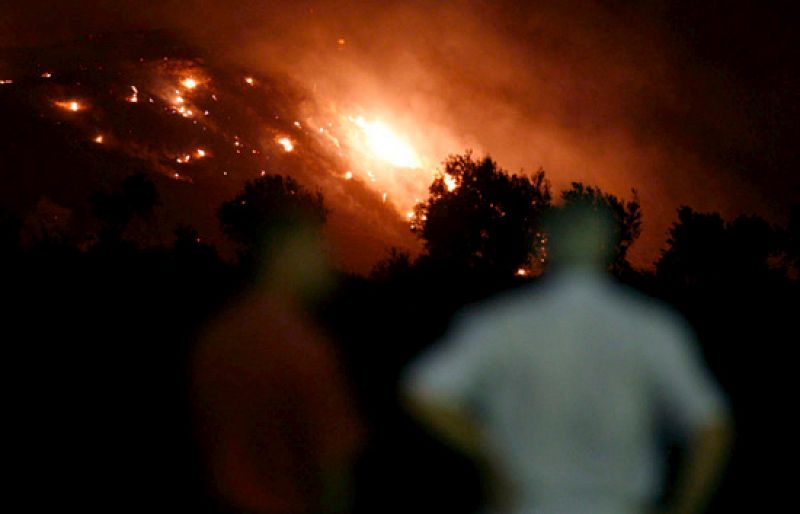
[276,137,294,152]
[55,100,82,112]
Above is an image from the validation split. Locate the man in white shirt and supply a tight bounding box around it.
[402,204,732,514]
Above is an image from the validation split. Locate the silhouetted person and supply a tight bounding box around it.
[192,222,362,514]
[402,204,732,514]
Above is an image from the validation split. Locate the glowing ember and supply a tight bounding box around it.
[406,211,414,219]
[348,116,421,168]
[40,72,52,78]
[181,78,198,89]
[337,38,347,46]
[94,135,104,144]
[55,100,82,112]
[443,173,458,192]
[277,137,294,152]
[244,77,255,86]
[175,95,185,104]
[0,79,13,85]
[294,121,302,128]
[176,154,192,164]
[344,171,353,180]
[516,268,529,277]
[196,148,206,157]
[382,192,388,203]
[127,86,138,103]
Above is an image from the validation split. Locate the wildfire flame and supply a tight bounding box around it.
[181,77,198,89]
[127,85,138,103]
[443,173,458,192]
[55,100,82,112]
[277,137,294,152]
[347,116,421,169]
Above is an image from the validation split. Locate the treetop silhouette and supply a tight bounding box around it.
[412,152,551,276]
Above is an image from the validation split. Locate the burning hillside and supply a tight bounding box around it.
[0,30,437,272]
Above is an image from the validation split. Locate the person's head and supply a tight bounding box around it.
[254,215,335,305]
[544,202,617,271]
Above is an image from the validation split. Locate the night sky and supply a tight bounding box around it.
[2,0,798,269]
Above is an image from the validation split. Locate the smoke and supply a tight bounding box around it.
[3,0,797,268]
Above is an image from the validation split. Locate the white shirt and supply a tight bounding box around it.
[403,269,728,514]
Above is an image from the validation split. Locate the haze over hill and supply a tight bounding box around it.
[0,31,422,272]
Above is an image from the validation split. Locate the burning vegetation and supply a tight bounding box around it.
[0,30,437,270]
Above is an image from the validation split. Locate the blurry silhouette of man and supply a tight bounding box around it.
[402,204,732,514]
[192,221,362,514]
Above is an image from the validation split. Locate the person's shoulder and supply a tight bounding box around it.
[454,282,548,330]
[605,282,696,346]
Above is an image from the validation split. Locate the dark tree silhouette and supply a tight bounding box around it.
[173,224,220,268]
[0,208,21,255]
[559,182,642,274]
[657,207,727,288]
[90,172,160,241]
[218,174,327,262]
[370,247,413,282]
[412,152,551,276]
[727,214,780,277]
[656,207,780,287]
[785,204,800,271]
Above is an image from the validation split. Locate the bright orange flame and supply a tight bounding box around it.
[196,148,207,157]
[348,116,421,168]
[55,100,82,112]
[516,268,528,276]
[443,174,457,192]
[0,79,13,85]
[244,77,255,86]
[94,135,104,144]
[277,137,294,152]
[344,171,353,180]
[181,77,198,89]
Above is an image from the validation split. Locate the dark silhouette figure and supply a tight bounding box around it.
[192,212,362,514]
